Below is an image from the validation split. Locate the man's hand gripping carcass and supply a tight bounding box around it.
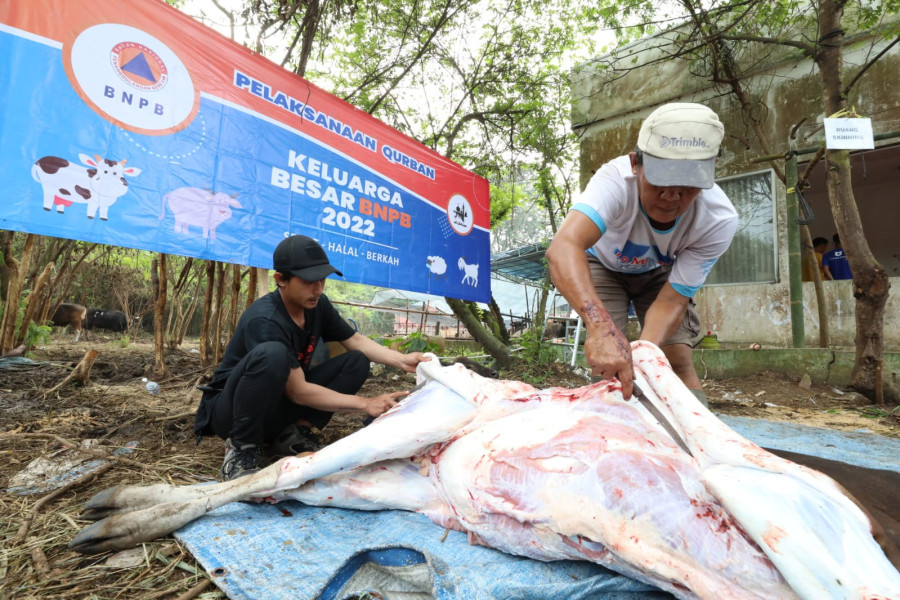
[70,341,900,600]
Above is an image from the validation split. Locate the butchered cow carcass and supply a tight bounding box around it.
[70,341,900,600]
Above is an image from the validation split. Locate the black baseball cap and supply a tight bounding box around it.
[272,235,343,281]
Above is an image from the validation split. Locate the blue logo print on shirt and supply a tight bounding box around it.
[613,241,673,271]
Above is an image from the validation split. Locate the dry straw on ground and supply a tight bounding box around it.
[0,338,896,598]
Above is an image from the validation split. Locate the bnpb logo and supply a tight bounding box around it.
[65,24,198,136]
[111,41,168,92]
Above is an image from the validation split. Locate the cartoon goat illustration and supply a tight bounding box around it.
[458,257,478,287]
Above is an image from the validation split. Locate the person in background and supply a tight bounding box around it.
[546,103,738,406]
[194,235,430,480]
[802,237,829,282]
[822,233,852,280]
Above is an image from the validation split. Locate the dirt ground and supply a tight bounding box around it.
[0,336,897,599]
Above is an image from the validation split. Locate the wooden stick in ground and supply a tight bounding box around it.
[45,349,99,395]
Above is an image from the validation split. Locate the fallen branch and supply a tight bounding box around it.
[152,411,196,423]
[44,349,99,396]
[173,578,211,600]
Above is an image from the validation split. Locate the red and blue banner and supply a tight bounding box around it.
[0,0,491,302]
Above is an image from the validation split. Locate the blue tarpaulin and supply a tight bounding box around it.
[722,416,900,473]
[176,503,669,600]
[174,419,900,599]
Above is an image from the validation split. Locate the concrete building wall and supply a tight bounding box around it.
[571,20,900,350]
[700,280,900,349]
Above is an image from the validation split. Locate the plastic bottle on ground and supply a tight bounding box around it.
[142,377,161,396]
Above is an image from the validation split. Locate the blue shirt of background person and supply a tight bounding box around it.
[822,233,852,280]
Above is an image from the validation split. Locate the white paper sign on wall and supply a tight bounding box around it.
[823,118,875,150]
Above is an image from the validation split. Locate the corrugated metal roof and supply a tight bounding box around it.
[489,243,549,282]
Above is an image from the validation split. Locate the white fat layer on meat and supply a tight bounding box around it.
[703,465,900,600]
[435,401,796,600]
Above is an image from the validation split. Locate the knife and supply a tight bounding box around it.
[632,382,693,457]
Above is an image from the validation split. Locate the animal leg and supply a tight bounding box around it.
[631,340,900,599]
[90,375,478,513]
[279,459,457,529]
[71,360,481,554]
[266,376,480,494]
[70,463,283,554]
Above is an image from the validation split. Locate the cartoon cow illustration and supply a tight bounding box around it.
[32,154,142,220]
[160,187,242,240]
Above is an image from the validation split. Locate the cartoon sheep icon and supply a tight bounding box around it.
[426,256,447,280]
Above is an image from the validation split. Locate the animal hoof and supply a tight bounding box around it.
[80,487,123,521]
[69,520,128,555]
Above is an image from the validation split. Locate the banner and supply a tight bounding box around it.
[0,1,491,302]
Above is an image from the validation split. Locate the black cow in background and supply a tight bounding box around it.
[85,309,132,336]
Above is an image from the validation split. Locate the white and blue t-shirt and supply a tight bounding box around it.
[570,155,738,298]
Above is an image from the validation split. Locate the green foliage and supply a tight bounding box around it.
[488,182,521,227]
[24,322,52,347]
[305,0,594,238]
[391,331,444,354]
[516,327,560,365]
[78,246,154,314]
[117,334,131,349]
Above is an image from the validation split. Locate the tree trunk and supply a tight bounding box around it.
[177,279,202,346]
[152,253,169,379]
[445,297,511,368]
[0,231,12,300]
[15,262,55,348]
[213,262,227,364]
[815,0,890,402]
[0,234,36,354]
[254,267,269,300]
[487,295,510,344]
[246,267,259,311]
[228,264,241,337]
[199,261,216,368]
[165,258,194,348]
[45,242,98,317]
[799,225,829,347]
